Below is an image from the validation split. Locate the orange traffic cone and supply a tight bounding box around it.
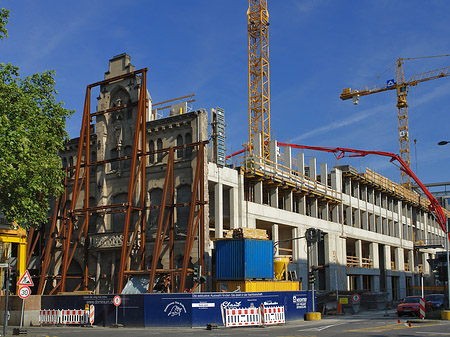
[408,321,412,327]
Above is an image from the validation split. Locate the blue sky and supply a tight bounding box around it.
[2,0,450,188]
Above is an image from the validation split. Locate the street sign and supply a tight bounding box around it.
[352,293,361,303]
[18,286,30,299]
[339,297,348,304]
[113,295,121,307]
[387,79,395,88]
[17,270,34,287]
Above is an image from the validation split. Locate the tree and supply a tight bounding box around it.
[0,10,74,228]
[0,8,9,40]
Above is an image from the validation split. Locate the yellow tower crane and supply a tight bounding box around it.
[340,55,450,189]
[248,0,271,160]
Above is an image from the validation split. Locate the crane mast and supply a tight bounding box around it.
[248,0,271,160]
[395,59,411,188]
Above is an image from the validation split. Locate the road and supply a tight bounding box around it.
[4,312,450,337]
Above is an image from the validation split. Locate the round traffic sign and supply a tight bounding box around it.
[113,295,121,306]
[352,293,360,303]
[18,286,31,299]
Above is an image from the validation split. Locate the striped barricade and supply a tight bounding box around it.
[39,309,61,325]
[261,305,285,325]
[60,309,90,325]
[223,307,261,327]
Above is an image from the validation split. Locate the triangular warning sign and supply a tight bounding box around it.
[17,270,34,286]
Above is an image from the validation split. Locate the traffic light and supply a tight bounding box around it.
[308,271,316,285]
[193,267,199,282]
[317,230,325,242]
[437,265,448,282]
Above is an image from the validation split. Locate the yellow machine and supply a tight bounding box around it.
[0,223,27,293]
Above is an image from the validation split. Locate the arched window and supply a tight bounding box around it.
[88,197,97,233]
[112,193,128,232]
[176,184,191,231]
[62,157,67,169]
[148,188,163,233]
[185,133,192,158]
[148,140,155,164]
[157,139,163,162]
[176,135,183,159]
[123,145,132,169]
[110,148,119,171]
[69,156,74,177]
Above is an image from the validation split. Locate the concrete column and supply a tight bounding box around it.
[356,240,363,268]
[384,245,392,270]
[284,145,292,174]
[270,186,278,208]
[247,216,256,229]
[395,247,404,271]
[272,224,279,256]
[292,227,300,261]
[369,214,375,232]
[320,163,328,186]
[357,275,363,290]
[408,250,414,274]
[309,157,317,180]
[238,171,245,228]
[286,190,293,212]
[331,168,342,223]
[422,252,430,274]
[308,158,318,217]
[370,243,379,269]
[362,211,368,230]
[269,139,278,169]
[230,186,239,229]
[254,181,263,204]
[345,206,352,227]
[297,152,305,175]
[215,183,223,238]
[254,133,262,163]
[370,243,380,291]
[297,153,306,215]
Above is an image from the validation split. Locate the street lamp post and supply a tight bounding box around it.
[438,140,450,309]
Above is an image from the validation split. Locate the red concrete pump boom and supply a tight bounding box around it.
[276,142,448,242]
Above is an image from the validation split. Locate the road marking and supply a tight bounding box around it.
[345,322,440,332]
[418,333,450,336]
[298,322,347,331]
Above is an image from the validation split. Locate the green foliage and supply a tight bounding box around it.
[0,63,74,228]
[0,8,9,40]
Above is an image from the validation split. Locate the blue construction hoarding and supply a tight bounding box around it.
[41,290,314,327]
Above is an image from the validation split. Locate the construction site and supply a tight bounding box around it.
[1,0,450,328]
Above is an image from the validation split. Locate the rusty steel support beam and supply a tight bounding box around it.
[148,149,174,292]
[117,70,148,292]
[179,143,204,291]
[61,87,91,292]
[37,171,68,294]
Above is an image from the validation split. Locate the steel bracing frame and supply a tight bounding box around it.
[34,68,207,294]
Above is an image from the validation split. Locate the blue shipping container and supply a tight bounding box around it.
[215,239,274,280]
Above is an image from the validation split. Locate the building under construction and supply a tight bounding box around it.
[21,53,447,302]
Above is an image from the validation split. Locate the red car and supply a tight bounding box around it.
[397,296,432,317]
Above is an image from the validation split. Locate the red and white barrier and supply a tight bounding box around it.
[39,308,92,325]
[60,309,90,325]
[419,298,425,319]
[224,307,261,327]
[261,305,285,325]
[39,310,61,325]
